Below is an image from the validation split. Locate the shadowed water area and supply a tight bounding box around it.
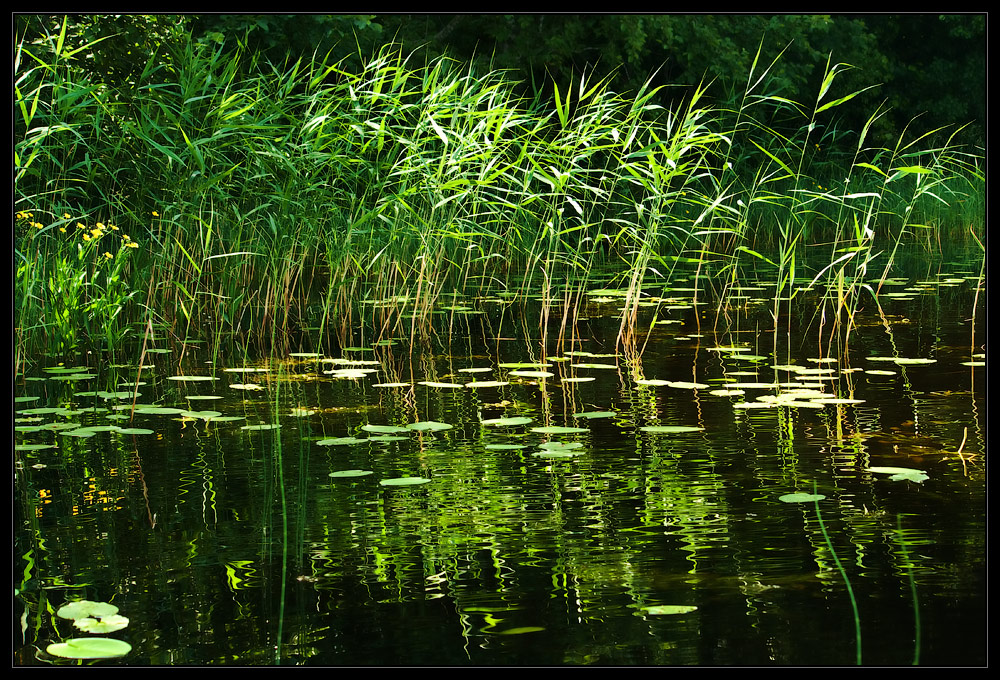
[15,257,985,666]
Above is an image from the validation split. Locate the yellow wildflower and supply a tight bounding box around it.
[77,222,86,230]
[125,241,139,249]
[82,233,91,242]
[59,226,67,233]
[152,211,160,217]
[63,213,71,219]
[104,252,113,260]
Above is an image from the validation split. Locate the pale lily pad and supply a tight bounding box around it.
[180,410,222,421]
[666,381,710,389]
[57,600,118,620]
[572,411,617,419]
[640,426,704,434]
[134,407,186,415]
[405,421,453,432]
[372,382,411,388]
[458,367,493,373]
[418,381,465,388]
[329,469,374,478]
[482,417,533,426]
[465,381,510,388]
[868,467,929,483]
[230,383,265,390]
[778,493,827,503]
[47,638,132,659]
[635,379,672,386]
[167,375,218,382]
[485,444,528,450]
[15,444,57,451]
[379,477,432,486]
[531,426,589,434]
[538,441,584,451]
[73,614,130,633]
[509,370,554,378]
[561,377,596,383]
[531,451,583,458]
[641,605,698,616]
[317,437,367,446]
[362,424,409,434]
[115,428,155,435]
[241,423,280,431]
[571,363,618,369]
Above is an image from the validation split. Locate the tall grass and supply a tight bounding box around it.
[14,26,984,363]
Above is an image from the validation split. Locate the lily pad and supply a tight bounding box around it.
[317,437,367,446]
[640,426,704,434]
[868,467,929,483]
[47,638,132,659]
[362,424,409,434]
[481,417,533,426]
[167,375,218,382]
[379,477,432,486]
[241,423,280,431]
[572,411,617,419]
[57,600,119,620]
[73,614,130,633]
[641,605,698,616]
[329,469,374,478]
[538,441,584,451]
[778,493,827,503]
[405,421,453,432]
[418,381,465,388]
[531,426,589,434]
[509,370,554,378]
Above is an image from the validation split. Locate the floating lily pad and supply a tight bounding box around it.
[418,381,465,388]
[561,377,596,383]
[538,441,584,451]
[15,444,57,451]
[57,600,118,620]
[778,493,827,503]
[641,605,698,616]
[481,417,533,426]
[379,477,432,486]
[134,407,186,415]
[868,467,929,483]
[241,423,280,431]
[115,428,155,435]
[406,421,453,432]
[634,379,672,386]
[640,426,704,434]
[317,437,367,446]
[362,424,409,434]
[73,614,130,633]
[485,444,528,451]
[230,383,265,390]
[571,363,618,369]
[180,410,222,421]
[372,382,411,388]
[167,375,218,382]
[666,381,710,389]
[47,638,132,659]
[531,450,583,458]
[572,411,617,419]
[329,469,374,478]
[465,381,510,388]
[509,370,554,378]
[531,426,589,434]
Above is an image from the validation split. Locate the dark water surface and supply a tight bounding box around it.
[15,267,985,666]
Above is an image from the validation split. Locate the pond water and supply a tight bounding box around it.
[15,260,985,666]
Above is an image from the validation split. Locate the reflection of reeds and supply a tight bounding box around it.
[15,29,984,363]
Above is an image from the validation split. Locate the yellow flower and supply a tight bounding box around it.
[59,226,67,233]
[90,228,103,238]
[76,222,86,230]
[96,222,105,230]
[125,241,139,249]
[82,233,91,242]
[109,224,118,231]
[63,213,71,219]
[152,211,160,217]
[104,252,113,260]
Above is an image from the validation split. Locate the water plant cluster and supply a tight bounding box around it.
[15,23,984,368]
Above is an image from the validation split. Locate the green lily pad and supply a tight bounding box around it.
[73,614,130,633]
[405,421,453,432]
[778,493,827,503]
[572,411,617,419]
[571,363,618,369]
[418,381,465,388]
[868,467,929,483]
[241,423,280,431]
[509,370,554,378]
[379,477,432,486]
[180,410,223,421]
[531,426,589,434]
[362,424,410,434]
[640,426,704,434]
[538,441,584,451]
[329,469,374,478]
[47,638,132,659]
[115,428,155,435]
[641,605,698,615]
[317,437,367,446]
[481,417,533,426]
[57,600,119,620]
[485,444,528,450]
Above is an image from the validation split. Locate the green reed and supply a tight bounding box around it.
[15,28,984,363]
